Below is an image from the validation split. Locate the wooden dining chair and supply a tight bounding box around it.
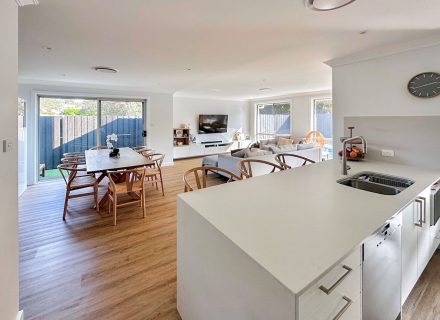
[58,163,99,221]
[107,167,146,226]
[143,153,165,196]
[237,159,284,179]
[275,153,316,170]
[132,146,152,154]
[183,166,241,192]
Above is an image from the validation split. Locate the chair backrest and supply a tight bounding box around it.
[107,167,146,193]
[183,166,241,192]
[132,146,151,154]
[275,153,316,169]
[57,163,85,186]
[90,146,109,150]
[237,159,284,179]
[145,153,165,167]
[61,153,85,164]
[305,131,325,148]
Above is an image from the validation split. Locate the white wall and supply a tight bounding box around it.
[332,44,440,154]
[18,83,174,185]
[0,1,19,320]
[250,91,332,140]
[173,97,250,137]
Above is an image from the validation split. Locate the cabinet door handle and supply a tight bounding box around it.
[419,196,426,223]
[319,265,352,295]
[333,296,353,320]
[415,199,423,227]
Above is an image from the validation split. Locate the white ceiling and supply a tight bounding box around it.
[18,0,440,100]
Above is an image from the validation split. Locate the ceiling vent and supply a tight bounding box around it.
[15,0,39,6]
[93,66,118,74]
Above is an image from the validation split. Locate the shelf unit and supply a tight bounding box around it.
[173,128,190,147]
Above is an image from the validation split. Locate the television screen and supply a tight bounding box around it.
[198,114,228,134]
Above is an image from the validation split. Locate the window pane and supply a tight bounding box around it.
[100,100,144,148]
[314,99,332,138]
[39,97,98,179]
[256,102,291,140]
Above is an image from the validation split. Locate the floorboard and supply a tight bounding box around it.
[19,157,440,319]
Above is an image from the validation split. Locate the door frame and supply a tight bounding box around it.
[33,91,148,183]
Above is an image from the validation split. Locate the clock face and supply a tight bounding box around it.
[408,72,440,98]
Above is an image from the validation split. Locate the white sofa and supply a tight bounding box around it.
[216,147,321,177]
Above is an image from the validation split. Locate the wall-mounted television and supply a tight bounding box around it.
[198,114,228,134]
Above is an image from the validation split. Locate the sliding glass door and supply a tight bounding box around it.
[38,96,146,180]
[100,100,145,148]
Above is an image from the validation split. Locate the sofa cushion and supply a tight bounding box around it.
[277,137,294,146]
[243,149,272,158]
[202,155,219,167]
[298,143,315,150]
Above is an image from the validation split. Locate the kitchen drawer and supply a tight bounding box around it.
[298,247,361,320]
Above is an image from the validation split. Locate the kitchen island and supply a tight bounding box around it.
[177,159,440,320]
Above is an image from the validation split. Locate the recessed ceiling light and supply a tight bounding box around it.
[259,88,272,92]
[41,46,53,51]
[212,89,222,93]
[305,0,356,11]
[185,68,192,71]
[359,30,368,35]
[93,66,118,73]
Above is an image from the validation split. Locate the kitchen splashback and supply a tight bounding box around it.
[344,116,440,170]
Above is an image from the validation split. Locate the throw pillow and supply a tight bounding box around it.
[231,149,247,158]
[277,137,294,146]
[268,145,282,154]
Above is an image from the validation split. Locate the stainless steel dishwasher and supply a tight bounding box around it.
[362,214,402,320]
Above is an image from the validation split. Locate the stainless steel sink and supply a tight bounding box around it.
[337,171,415,195]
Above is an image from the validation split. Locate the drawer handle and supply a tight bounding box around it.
[415,199,423,227]
[319,265,352,295]
[419,196,427,223]
[333,296,353,320]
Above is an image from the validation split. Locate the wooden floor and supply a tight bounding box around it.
[19,158,440,319]
[403,250,440,320]
[19,158,224,320]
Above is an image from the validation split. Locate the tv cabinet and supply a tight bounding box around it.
[173,139,252,160]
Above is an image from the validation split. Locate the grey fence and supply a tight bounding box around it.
[257,114,291,137]
[256,113,332,139]
[315,112,332,138]
[40,115,143,170]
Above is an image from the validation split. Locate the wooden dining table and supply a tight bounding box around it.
[85,147,154,210]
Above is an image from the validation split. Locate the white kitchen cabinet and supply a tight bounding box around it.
[401,186,432,304]
[298,248,361,320]
[416,187,431,277]
[401,202,418,304]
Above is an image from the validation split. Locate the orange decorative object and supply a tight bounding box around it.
[305,131,325,148]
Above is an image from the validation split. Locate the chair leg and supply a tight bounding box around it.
[94,183,99,212]
[142,191,146,218]
[108,193,112,216]
[63,189,70,221]
[160,173,165,196]
[113,194,117,226]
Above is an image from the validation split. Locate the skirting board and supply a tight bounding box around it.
[17,310,24,320]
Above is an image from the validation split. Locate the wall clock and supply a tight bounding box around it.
[408,72,440,98]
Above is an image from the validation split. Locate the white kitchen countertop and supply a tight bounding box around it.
[178,159,440,295]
